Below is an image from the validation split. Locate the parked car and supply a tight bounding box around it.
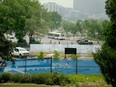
[12,47,30,57]
[77,39,93,45]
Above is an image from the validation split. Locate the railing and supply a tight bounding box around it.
[3,59,101,75]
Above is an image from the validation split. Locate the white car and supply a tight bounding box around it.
[12,47,30,57]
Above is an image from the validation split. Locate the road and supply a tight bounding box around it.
[41,36,77,44]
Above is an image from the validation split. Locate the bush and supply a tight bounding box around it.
[0,72,11,83]
[0,73,71,86]
[37,51,44,60]
[50,72,71,86]
[19,74,32,83]
[70,54,77,60]
[93,45,116,87]
[58,73,71,86]
[32,73,48,84]
[53,50,60,60]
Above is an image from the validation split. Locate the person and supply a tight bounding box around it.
[0,61,2,66]
[2,62,6,67]
[0,61,6,67]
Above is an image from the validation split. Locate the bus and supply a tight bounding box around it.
[48,32,65,40]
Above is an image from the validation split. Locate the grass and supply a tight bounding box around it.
[0,73,112,87]
[31,52,49,56]
[32,51,81,59]
[0,84,49,87]
[68,74,104,82]
[86,37,102,41]
[67,75,112,87]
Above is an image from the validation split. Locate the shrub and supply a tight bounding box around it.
[37,51,44,60]
[93,45,116,87]
[19,74,32,83]
[70,54,77,60]
[10,74,21,83]
[0,72,11,83]
[10,74,32,83]
[53,50,60,60]
[58,73,71,86]
[31,73,54,84]
[0,73,71,86]
[32,74,46,84]
[44,73,54,85]
[51,72,71,86]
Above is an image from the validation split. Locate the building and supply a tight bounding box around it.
[73,0,106,14]
[73,0,107,19]
[43,2,73,20]
[43,2,66,15]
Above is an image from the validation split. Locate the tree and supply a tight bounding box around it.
[0,1,15,33]
[0,0,49,46]
[62,21,72,33]
[0,0,48,58]
[75,20,83,36]
[24,0,43,44]
[75,19,107,40]
[0,1,14,62]
[49,12,62,30]
[62,21,77,38]
[0,32,14,63]
[94,0,116,86]
[105,0,116,49]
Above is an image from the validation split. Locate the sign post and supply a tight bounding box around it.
[65,48,78,74]
[22,55,27,75]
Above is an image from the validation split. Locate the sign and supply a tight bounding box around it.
[65,48,76,55]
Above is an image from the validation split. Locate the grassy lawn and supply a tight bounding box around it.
[68,75,112,87]
[0,84,49,87]
[0,83,112,87]
[32,51,80,59]
[0,75,112,87]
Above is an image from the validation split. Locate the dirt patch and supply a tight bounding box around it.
[78,53,94,60]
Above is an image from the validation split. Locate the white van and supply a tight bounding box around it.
[12,47,30,57]
[48,32,65,40]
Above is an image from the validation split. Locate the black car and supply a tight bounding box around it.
[77,39,93,45]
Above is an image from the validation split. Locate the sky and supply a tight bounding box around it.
[39,0,73,8]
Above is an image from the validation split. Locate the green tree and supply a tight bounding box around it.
[0,0,49,46]
[49,12,62,30]
[105,0,116,49]
[0,1,15,33]
[75,20,83,35]
[76,19,107,40]
[0,1,14,61]
[62,21,72,33]
[87,20,102,39]
[94,0,116,86]
[24,0,44,44]
[68,23,77,38]
[0,32,14,62]
[62,21,77,38]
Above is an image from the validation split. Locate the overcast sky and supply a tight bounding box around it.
[39,0,73,8]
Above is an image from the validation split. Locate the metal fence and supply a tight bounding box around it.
[3,59,101,75]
